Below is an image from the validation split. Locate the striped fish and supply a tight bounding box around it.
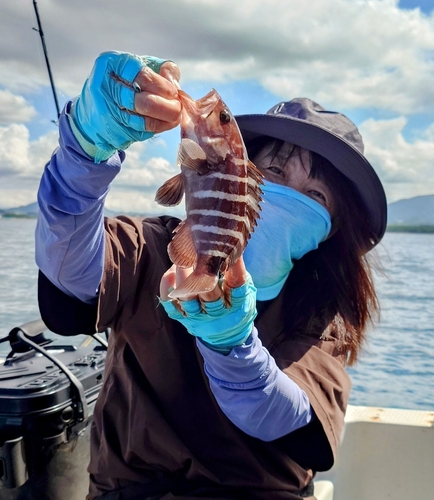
[155,89,263,301]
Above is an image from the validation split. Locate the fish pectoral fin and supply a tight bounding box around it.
[155,173,185,206]
[168,220,197,268]
[178,139,209,173]
[169,271,218,300]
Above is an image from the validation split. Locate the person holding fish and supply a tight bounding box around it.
[36,51,386,500]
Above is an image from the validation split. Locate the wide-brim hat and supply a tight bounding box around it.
[235,98,387,248]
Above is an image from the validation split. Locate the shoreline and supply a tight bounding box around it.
[386,225,434,234]
[1,215,434,234]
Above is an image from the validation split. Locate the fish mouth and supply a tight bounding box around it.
[178,89,220,118]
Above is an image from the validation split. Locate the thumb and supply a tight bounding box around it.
[160,264,177,300]
[159,61,181,89]
[224,256,247,289]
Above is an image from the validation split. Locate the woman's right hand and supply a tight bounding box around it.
[69,51,182,163]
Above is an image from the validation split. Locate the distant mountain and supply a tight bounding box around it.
[0,202,137,219]
[0,202,39,218]
[387,194,434,226]
[3,195,434,227]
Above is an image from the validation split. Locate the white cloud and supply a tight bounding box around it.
[0,123,179,211]
[118,158,177,189]
[179,58,257,84]
[117,142,178,187]
[0,187,39,209]
[422,122,434,141]
[360,116,434,201]
[1,114,433,212]
[106,141,183,214]
[0,124,58,179]
[0,125,31,176]
[105,188,185,217]
[0,122,181,212]
[1,0,434,207]
[1,0,433,113]
[0,91,36,125]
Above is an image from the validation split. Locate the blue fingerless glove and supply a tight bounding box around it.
[68,51,168,163]
[160,275,257,350]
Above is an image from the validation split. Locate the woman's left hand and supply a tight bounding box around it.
[159,258,257,350]
[159,257,247,302]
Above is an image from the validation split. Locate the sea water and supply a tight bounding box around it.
[0,217,433,411]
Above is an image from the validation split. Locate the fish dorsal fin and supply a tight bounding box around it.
[178,139,209,173]
[155,173,185,207]
[168,220,197,268]
[247,160,265,186]
[246,159,262,205]
[224,239,245,270]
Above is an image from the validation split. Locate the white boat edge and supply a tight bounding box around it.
[314,403,434,500]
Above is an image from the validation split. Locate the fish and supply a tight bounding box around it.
[155,88,263,302]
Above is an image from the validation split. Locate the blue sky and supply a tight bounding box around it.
[399,0,433,13]
[1,0,433,213]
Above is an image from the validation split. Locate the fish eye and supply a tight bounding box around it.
[219,109,231,124]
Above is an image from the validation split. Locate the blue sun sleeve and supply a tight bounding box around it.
[196,327,314,441]
[35,101,123,303]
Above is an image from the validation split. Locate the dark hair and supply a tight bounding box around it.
[247,138,380,365]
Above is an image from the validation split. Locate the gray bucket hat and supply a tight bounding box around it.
[235,98,387,247]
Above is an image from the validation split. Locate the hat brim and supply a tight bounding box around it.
[235,113,387,247]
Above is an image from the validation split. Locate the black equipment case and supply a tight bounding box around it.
[0,319,107,500]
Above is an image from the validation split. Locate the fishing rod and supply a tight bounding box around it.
[32,0,61,121]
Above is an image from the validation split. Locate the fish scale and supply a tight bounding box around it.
[155,88,263,300]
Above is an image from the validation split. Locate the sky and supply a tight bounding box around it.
[0,0,433,214]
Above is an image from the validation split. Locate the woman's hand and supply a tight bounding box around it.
[69,51,182,163]
[159,257,247,302]
[133,60,181,134]
[159,258,257,351]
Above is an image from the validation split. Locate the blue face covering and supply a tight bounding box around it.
[243,181,332,301]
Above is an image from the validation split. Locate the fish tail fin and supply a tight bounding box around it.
[168,271,218,300]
